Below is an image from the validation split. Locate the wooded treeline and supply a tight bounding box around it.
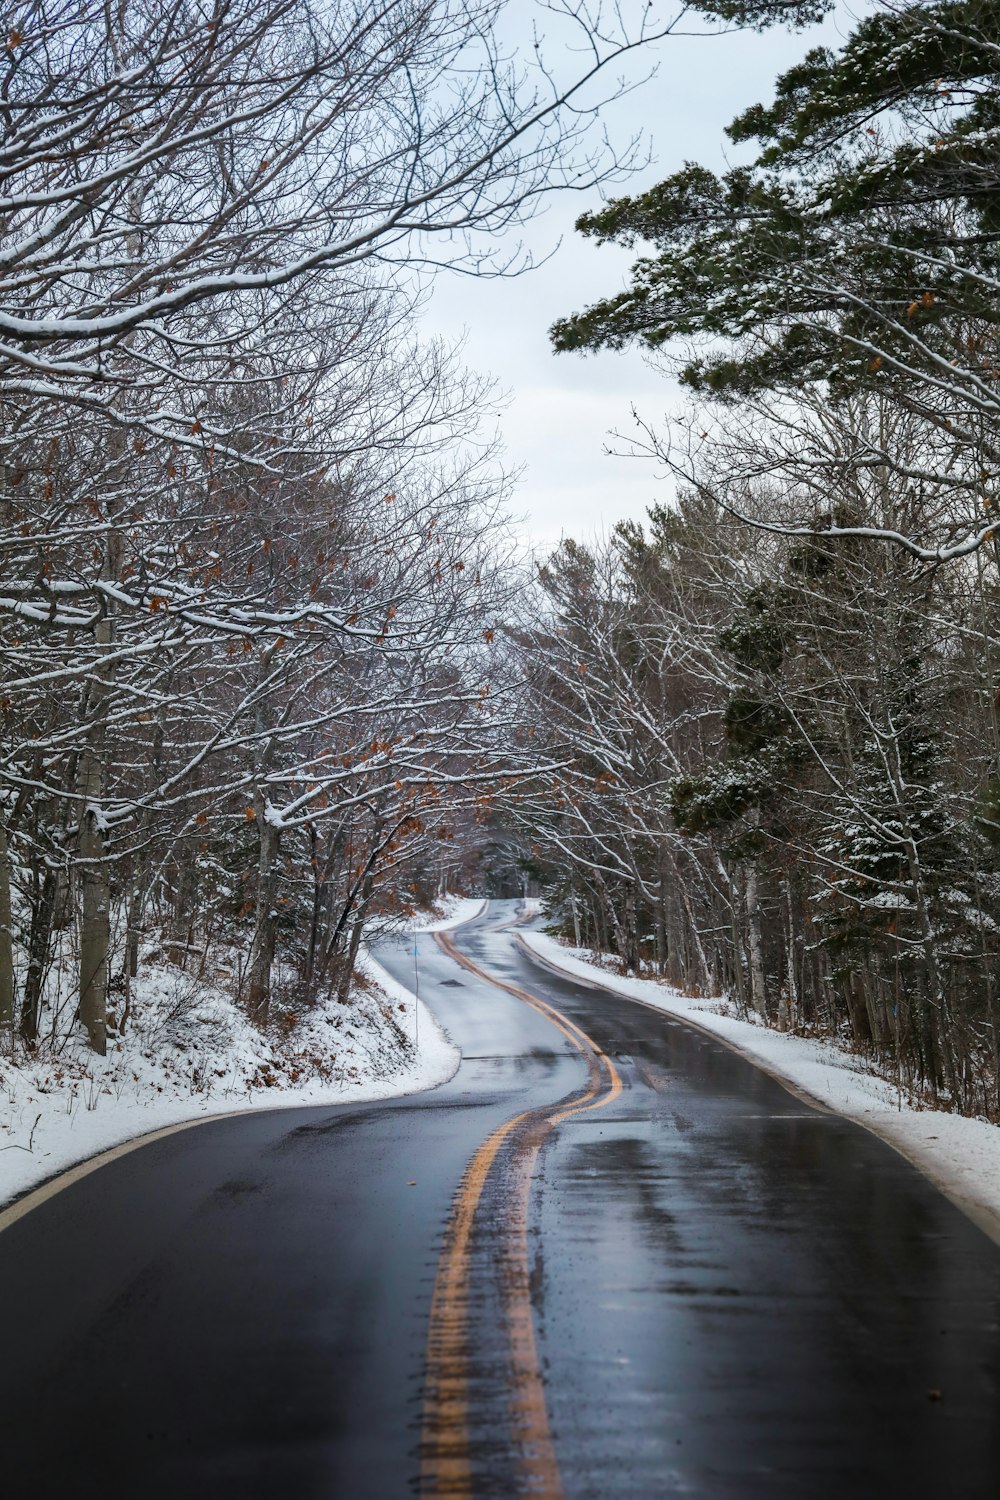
[519,464,1000,1117]
[0,0,676,1058]
[14,0,1000,1129]
[520,0,1000,1118]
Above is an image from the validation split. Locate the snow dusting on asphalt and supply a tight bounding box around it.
[522,931,1000,1247]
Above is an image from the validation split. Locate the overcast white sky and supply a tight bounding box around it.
[420,4,850,555]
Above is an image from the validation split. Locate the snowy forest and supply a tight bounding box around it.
[7,0,1000,1129]
[0,0,662,1076]
[530,0,1000,1120]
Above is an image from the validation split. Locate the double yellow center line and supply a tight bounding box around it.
[420,929,622,1498]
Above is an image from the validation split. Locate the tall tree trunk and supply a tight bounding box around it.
[569,889,582,949]
[591,894,607,953]
[337,915,366,1007]
[304,822,322,1001]
[126,879,145,981]
[653,874,668,977]
[78,609,113,1056]
[623,882,640,973]
[0,817,14,1033]
[730,905,748,1014]
[744,862,768,1020]
[125,702,169,1002]
[336,866,378,1007]
[778,875,797,1032]
[247,805,280,1028]
[21,864,56,1046]
[593,868,629,972]
[905,838,959,1101]
[245,645,287,1026]
[78,795,109,1055]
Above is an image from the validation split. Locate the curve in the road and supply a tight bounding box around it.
[3,899,1000,1499]
[421,925,621,1499]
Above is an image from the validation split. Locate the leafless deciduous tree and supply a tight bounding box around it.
[518,437,1000,1118]
[2,0,672,1056]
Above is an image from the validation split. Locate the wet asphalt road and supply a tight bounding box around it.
[2,899,1000,1497]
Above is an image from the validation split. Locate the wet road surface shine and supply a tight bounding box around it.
[499,949,1000,1499]
[1,901,1000,1497]
[421,927,621,1498]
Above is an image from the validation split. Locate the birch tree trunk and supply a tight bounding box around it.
[570,889,582,948]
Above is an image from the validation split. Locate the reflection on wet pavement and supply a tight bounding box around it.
[1,899,997,1500]
[491,923,1000,1500]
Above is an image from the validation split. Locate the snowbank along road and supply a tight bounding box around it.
[2,900,1000,1497]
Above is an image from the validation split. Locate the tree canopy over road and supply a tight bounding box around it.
[0,0,676,1055]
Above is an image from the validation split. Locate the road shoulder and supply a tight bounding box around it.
[0,905,477,1220]
[519,930,1000,1248]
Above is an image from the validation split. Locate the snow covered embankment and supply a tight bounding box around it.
[0,903,475,1213]
[407,895,486,933]
[521,931,1000,1248]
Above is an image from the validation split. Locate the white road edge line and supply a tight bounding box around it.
[0,900,487,1235]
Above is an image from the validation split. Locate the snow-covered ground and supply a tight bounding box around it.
[408,895,487,932]
[521,931,1000,1247]
[0,902,472,1214]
